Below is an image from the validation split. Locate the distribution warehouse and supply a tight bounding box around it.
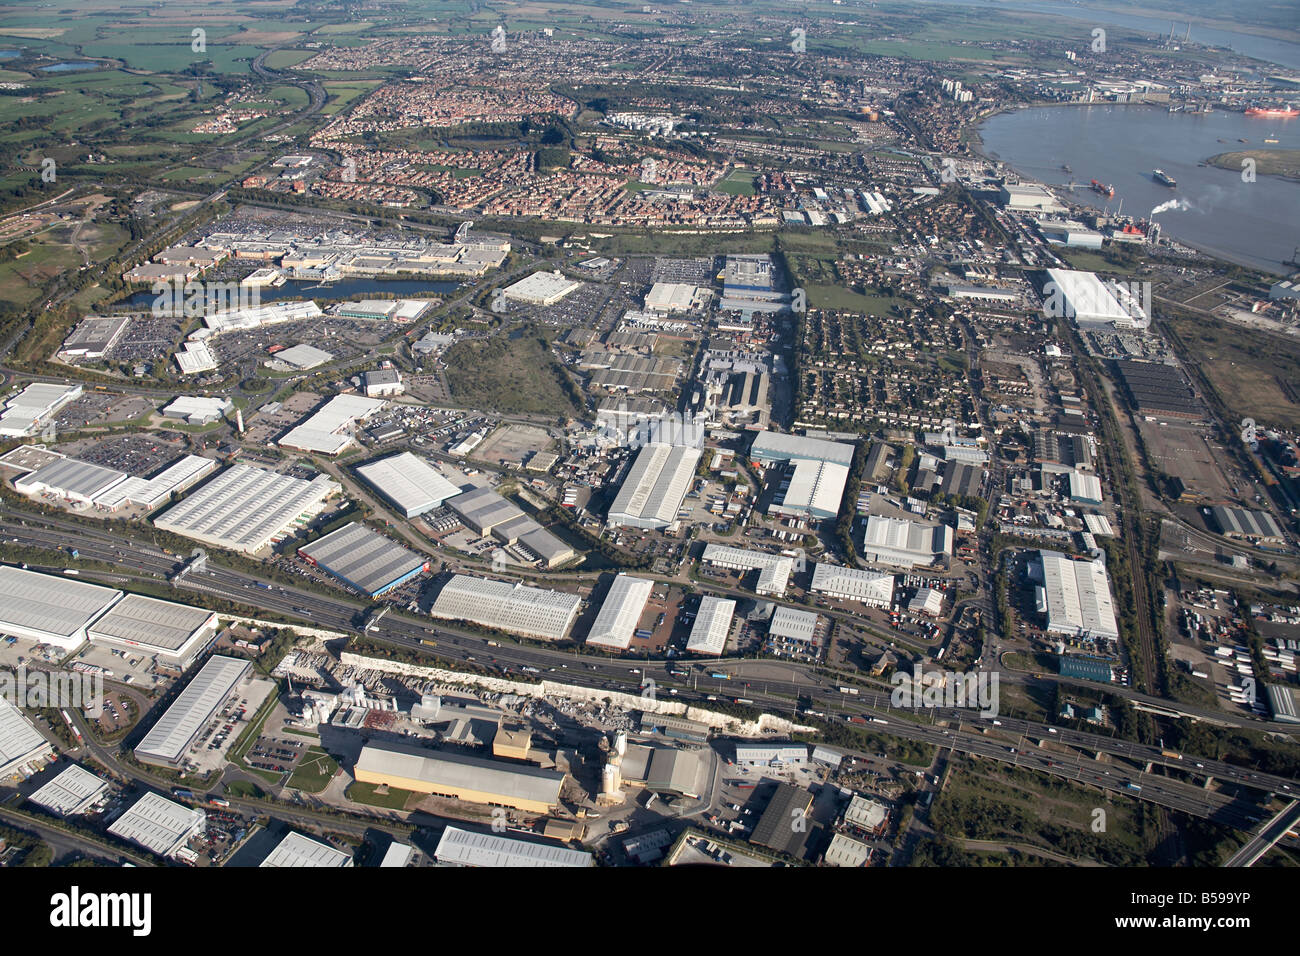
[106,792,206,859]
[749,429,855,468]
[260,831,354,868]
[0,697,54,779]
[585,574,655,650]
[355,451,463,518]
[430,575,581,641]
[810,563,895,607]
[353,742,567,813]
[435,825,593,867]
[0,565,123,650]
[860,516,954,569]
[279,394,387,456]
[445,485,575,567]
[701,544,794,597]
[606,442,702,529]
[686,595,736,656]
[27,764,109,817]
[134,656,252,768]
[298,522,429,598]
[86,594,219,669]
[1031,550,1120,642]
[152,464,341,553]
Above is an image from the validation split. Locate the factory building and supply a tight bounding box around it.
[751,782,814,857]
[298,522,428,598]
[260,831,354,867]
[860,516,953,569]
[810,563,894,607]
[355,451,463,518]
[134,656,252,768]
[685,595,736,656]
[0,566,123,651]
[0,382,83,437]
[639,712,711,744]
[354,742,566,814]
[735,743,808,768]
[1206,506,1286,544]
[644,282,705,313]
[1031,550,1120,642]
[998,183,1065,213]
[86,455,219,513]
[646,748,703,799]
[434,825,593,867]
[606,442,702,530]
[1042,269,1148,329]
[106,792,205,859]
[278,394,387,456]
[585,574,655,650]
[87,594,219,669]
[749,429,855,468]
[161,396,232,425]
[0,697,54,780]
[153,464,340,554]
[445,485,575,567]
[15,457,128,505]
[429,574,581,642]
[27,764,109,816]
[768,606,820,645]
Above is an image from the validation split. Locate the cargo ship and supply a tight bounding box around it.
[1090,178,1115,198]
[1245,106,1299,118]
[1153,168,1177,187]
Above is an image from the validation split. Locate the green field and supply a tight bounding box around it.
[286,747,339,793]
[346,781,417,810]
[717,168,758,196]
[443,327,583,418]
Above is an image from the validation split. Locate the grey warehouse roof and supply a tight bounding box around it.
[27,764,109,816]
[87,594,216,653]
[0,565,122,641]
[134,656,250,764]
[261,831,353,867]
[435,825,593,867]
[299,521,426,595]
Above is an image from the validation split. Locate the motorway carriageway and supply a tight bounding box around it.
[4,513,1298,819]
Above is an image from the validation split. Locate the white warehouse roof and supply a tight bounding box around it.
[27,764,109,816]
[810,563,894,606]
[279,394,386,456]
[586,574,655,650]
[0,565,123,650]
[1034,550,1119,641]
[501,270,582,305]
[1043,269,1148,328]
[275,343,334,370]
[356,451,463,518]
[430,574,581,642]
[261,831,354,867]
[749,429,855,467]
[769,458,850,520]
[153,464,340,554]
[768,606,819,642]
[861,516,953,569]
[107,792,205,859]
[0,697,53,778]
[607,442,702,529]
[435,825,593,867]
[686,595,735,656]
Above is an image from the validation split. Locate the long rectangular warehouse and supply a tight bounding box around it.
[355,451,463,518]
[14,457,127,504]
[0,565,123,651]
[87,594,218,669]
[279,394,386,456]
[354,742,566,814]
[810,563,894,607]
[861,516,953,569]
[686,595,736,656]
[435,825,593,867]
[298,521,429,598]
[134,656,251,768]
[749,429,855,468]
[1043,269,1147,329]
[106,791,206,859]
[1032,550,1119,642]
[153,463,340,554]
[429,574,581,642]
[607,442,702,529]
[586,574,655,650]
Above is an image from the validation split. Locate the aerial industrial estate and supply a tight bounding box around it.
[0,0,1296,886]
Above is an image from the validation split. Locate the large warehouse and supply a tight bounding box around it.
[354,742,567,814]
[0,565,123,651]
[1042,269,1148,329]
[1207,506,1286,544]
[14,457,128,505]
[435,825,594,867]
[500,270,583,306]
[700,544,794,597]
[260,831,354,868]
[586,574,655,650]
[134,655,252,768]
[767,458,851,520]
[606,442,702,530]
[749,429,855,468]
[298,522,428,598]
[356,451,463,518]
[153,464,341,554]
[1031,550,1120,642]
[810,563,894,607]
[685,595,736,656]
[86,594,219,669]
[279,394,387,456]
[860,516,954,569]
[446,485,575,567]
[0,382,82,437]
[106,791,206,859]
[430,574,582,642]
[27,764,109,816]
[0,697,54,780]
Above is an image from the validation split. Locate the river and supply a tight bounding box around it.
[977,104,1300,273]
